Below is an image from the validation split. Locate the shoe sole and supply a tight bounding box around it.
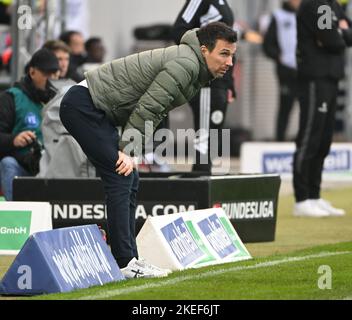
[327,213,345,217]
[293,212,330,218]
[122,274,168,279]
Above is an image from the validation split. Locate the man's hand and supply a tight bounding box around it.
[339,19,349,30]
[116,151,134,176]
[13,131,36,148]
[227,90,235,103]
[244,30,263,44]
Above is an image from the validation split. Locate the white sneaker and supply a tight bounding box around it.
[121,258,169,279]
[313,199,345,217]
[293,200,330,218]
[137,258,172,276]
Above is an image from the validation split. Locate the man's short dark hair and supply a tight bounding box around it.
[43,40,71,54]
[197,22,237,52]
[59,30,82,46]
[85,37,102,52]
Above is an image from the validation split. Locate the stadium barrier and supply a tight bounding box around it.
[241,142,352,180]
[137,208,252,271]
[0,202,52,255]
[13,173,281,243]
[0,225,124,296]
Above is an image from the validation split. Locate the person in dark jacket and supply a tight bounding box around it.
[60,22,237,278]
[263,0,301,141]
[0,0,11,25]
[0,48,59,200]
[85,37,106,64]
[172,0,236,174]
[293,0,352,217]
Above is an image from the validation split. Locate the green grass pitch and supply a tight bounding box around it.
[1,187,352,300]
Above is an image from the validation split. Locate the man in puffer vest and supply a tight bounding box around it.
[60,22,237,279]
[0,48,59,201]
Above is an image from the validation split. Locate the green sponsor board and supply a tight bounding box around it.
[185,220,217,265]
[219,217,251,258]
[0,197,5,202]
[185,214,251,268]
[0,211,32,250]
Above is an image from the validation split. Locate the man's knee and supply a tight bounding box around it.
[0,157,20,169]
[0,157,28,178]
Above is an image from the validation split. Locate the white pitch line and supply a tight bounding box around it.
[78,251,351,300]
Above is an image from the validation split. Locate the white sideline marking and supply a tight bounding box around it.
[78,251,351,300]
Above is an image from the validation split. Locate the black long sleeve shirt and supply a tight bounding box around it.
[297,0,352,80]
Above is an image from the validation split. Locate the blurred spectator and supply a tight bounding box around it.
[60,31,85,59]
[0,48,59,200]
[80,37,106,74]
[0,0,12,73]
[85,37,106,63]
[60,30,86,82]
[43,40,71,79]
[0,32,11,73]
[338,0,350,10]
[293,0,352,217]
[263,0,301,141]
[334,0,351,139]
[39,39,94,178]
[0,0,11,25]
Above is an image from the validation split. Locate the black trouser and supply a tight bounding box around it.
[293,77,338,202]
[276,75,298,141]
[190,86,228,174]
[60,85,139,268]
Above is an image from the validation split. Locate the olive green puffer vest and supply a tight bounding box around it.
[85,29,212,156]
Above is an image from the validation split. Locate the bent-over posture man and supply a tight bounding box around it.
[60,22,237,278]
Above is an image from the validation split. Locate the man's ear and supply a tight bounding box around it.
[29,67,35,77]
[200,45,208,56]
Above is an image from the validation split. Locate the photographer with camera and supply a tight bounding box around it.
[0,48,59,201]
